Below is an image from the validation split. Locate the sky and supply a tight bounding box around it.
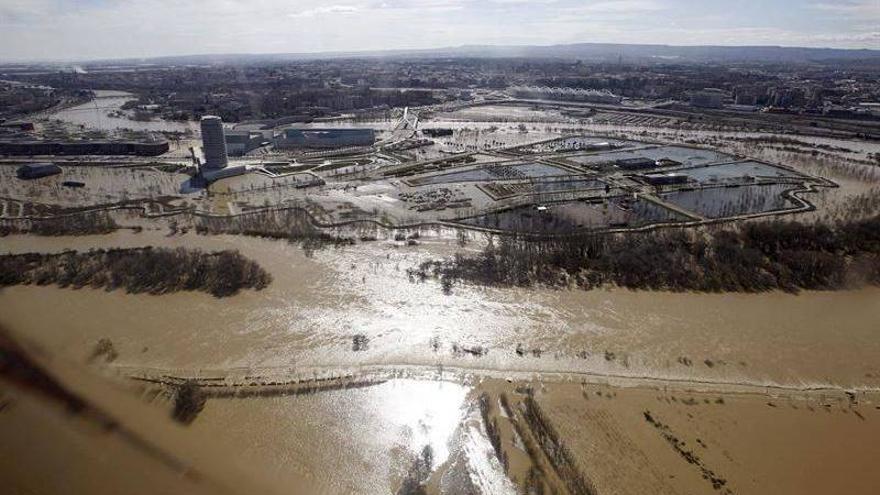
[0,0,878,61]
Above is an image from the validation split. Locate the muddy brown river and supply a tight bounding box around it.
[2,230,879,390]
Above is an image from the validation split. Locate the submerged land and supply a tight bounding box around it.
[1,51,880,494]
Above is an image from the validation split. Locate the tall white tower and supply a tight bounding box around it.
[200,115,228,169]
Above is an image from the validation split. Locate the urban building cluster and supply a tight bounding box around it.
[5,57,878,125]
[508,86,622,104]
[690,83,880,118]
[273,128,376,149]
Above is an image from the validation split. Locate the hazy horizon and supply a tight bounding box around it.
[3,40,880,66]
[1,0,878,63]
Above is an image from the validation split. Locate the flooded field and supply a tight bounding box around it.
[530,177,606,194]
[662,184,797,218]
[0,164,190,206]
[408,162,570,186]
[48,90,198,133]
[210,171,319,194]
[675,160,805,183]
[532,381,880,495]
[1,124,838,235]
[568,145,730,168]
[458,197,683,232]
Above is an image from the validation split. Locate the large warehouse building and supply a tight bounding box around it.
[0,139,168,157]
[16,163,62,179]
[274,128,375,149]
[225,130,264,156]
[690,88,726,109]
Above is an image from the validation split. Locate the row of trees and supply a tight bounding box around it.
[411,215,880,293]
[0,247,272,297]
[195,209,355,257]
[643,410,730,492]
[0,211,119,237]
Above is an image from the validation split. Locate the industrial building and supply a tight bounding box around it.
[616,157,658,170]
[16,163,62,179]
[508,86,622,104]
[274,128,376,149]
[0,139,169,157]
[768,87,806,109]
[690,89,726,109]
[1,121,35,131]
[422,128,453,137]
[200,115,228,169]
[641,172,690,186]
[583,142,614,152]
[734,86,764,106]
[225,130,264,156]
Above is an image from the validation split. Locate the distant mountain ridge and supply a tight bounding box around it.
[88,42,880,66]
[439,43,880,63]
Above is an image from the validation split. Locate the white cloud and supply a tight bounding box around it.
[0,0,55,20]
[811,1,880,20]
[575,0,665,13]
[289,5,360,18]
[812,31,880,44]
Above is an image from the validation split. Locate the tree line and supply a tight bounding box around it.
[195,209,354,256]
[0,247,272,297]
[0,211,119,237]
[410,215,880,293]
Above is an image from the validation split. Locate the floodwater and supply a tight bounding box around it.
[568,145,730,168]
[662,184,795,218]
[409,162,569,186]
[531,177,606,193]
[2,230,880,390]
[675,160,804,183]
[0,164,190,206]
[459,197,683,232]
[190,379,473,494]
[49,90,197,133]
[535,381,880,495]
